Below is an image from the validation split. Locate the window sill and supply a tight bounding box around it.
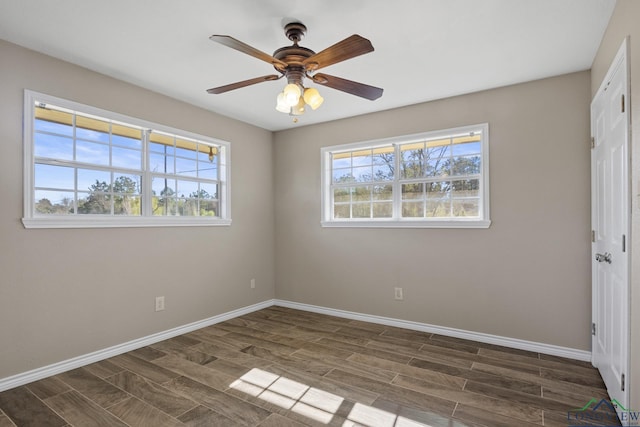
[321,219,491,229]
[22,216,232,229]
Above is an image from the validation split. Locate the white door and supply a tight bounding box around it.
[591,38,630,410]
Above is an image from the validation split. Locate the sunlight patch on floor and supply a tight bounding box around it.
[229,368,434,426]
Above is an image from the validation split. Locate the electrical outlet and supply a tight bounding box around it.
[155,296,165,311]
[250,278,256,289]
[394,287,404,301]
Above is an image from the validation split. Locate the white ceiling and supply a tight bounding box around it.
[0,0,616,131]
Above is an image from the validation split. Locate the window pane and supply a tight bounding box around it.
[334,204,350,219]
[198,161,217,180]
[113,174,140,194]
[199,183,218,199]
[402,183,423,200]
[112,146,142,170]
[175,139,198,159]
[35,118,73,136]
[373,164,393,181]
[200,200,218,217]
[373,185,392,201]
[452,179,479,198]
[152,177,175,196]
[35,133,73,160]
[176,180,198,198]
[175,157,197,177]
[352,203,371,218]
[426,200,450,217]
[151,175,176,216]
[372,202,392,218]
[150,141,175,155]
[34,191,74,214]
[452,141,481,156]
[426,158,449,177]
[332,154,351,169]
[77,169,110,192]
[453,199,479,217]
[114,195,141,215]
[401,143,424,161]
[426,181,450,198]
[111,130,142,150]
[77,191,111,215]
[35,164,74,189]
[352,166,372,183]
[353,186,371,202]
[177,198,198,216]
[401,161,423,178]
[352,149,373,167]
[150,153,174,174]
[76,116,110,143]
[425,144,450,158]
[152,196,177,216]
[333,168,354,183]
[76,140,109,165]
[333,187,350,203]
[372,148,394,166]
[402,201,423,217]
[451,155,481,176]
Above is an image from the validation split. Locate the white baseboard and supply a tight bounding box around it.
[274,299,592,362]
[0,299,275,393]
[0,297,592,393]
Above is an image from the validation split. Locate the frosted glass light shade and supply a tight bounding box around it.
[275,92,290,113]
[283,84,301,107]
[290,97,305,116]
[303,87,324,110]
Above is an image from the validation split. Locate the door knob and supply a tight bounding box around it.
[595,252,612,264]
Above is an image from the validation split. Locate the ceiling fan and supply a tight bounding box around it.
[206,22,383,117]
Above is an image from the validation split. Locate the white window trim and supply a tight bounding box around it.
[320,124,491,229]
[22,90,231,229]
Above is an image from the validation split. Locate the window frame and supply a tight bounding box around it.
[22,90,231,229]
[321,124,491,228]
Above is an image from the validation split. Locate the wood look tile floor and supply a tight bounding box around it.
[0,307,619,426]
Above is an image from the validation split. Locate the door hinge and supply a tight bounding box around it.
[622,94,625,113]
[591,230,596,243]
[591,137,595,149]
[592,323,596,336]
[623,234,626,252]
[622,373,625,391]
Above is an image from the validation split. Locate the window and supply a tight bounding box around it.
[23,90,230,228]
[321,124,490,228]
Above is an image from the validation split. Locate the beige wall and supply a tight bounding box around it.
[274,71,592,350]
[591,0,640,411]
[0,40,275,379]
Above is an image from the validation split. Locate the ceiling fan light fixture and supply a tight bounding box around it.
[283,83,301,107]
[275,92,290,113]
[303,87,324,110]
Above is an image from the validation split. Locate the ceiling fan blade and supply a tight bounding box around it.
[303,35,374,71]
[210,35,288,69]
[207,74,281,94]
[312,73,383,100]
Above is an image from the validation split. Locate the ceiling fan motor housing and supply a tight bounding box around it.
[273,23,317,84]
